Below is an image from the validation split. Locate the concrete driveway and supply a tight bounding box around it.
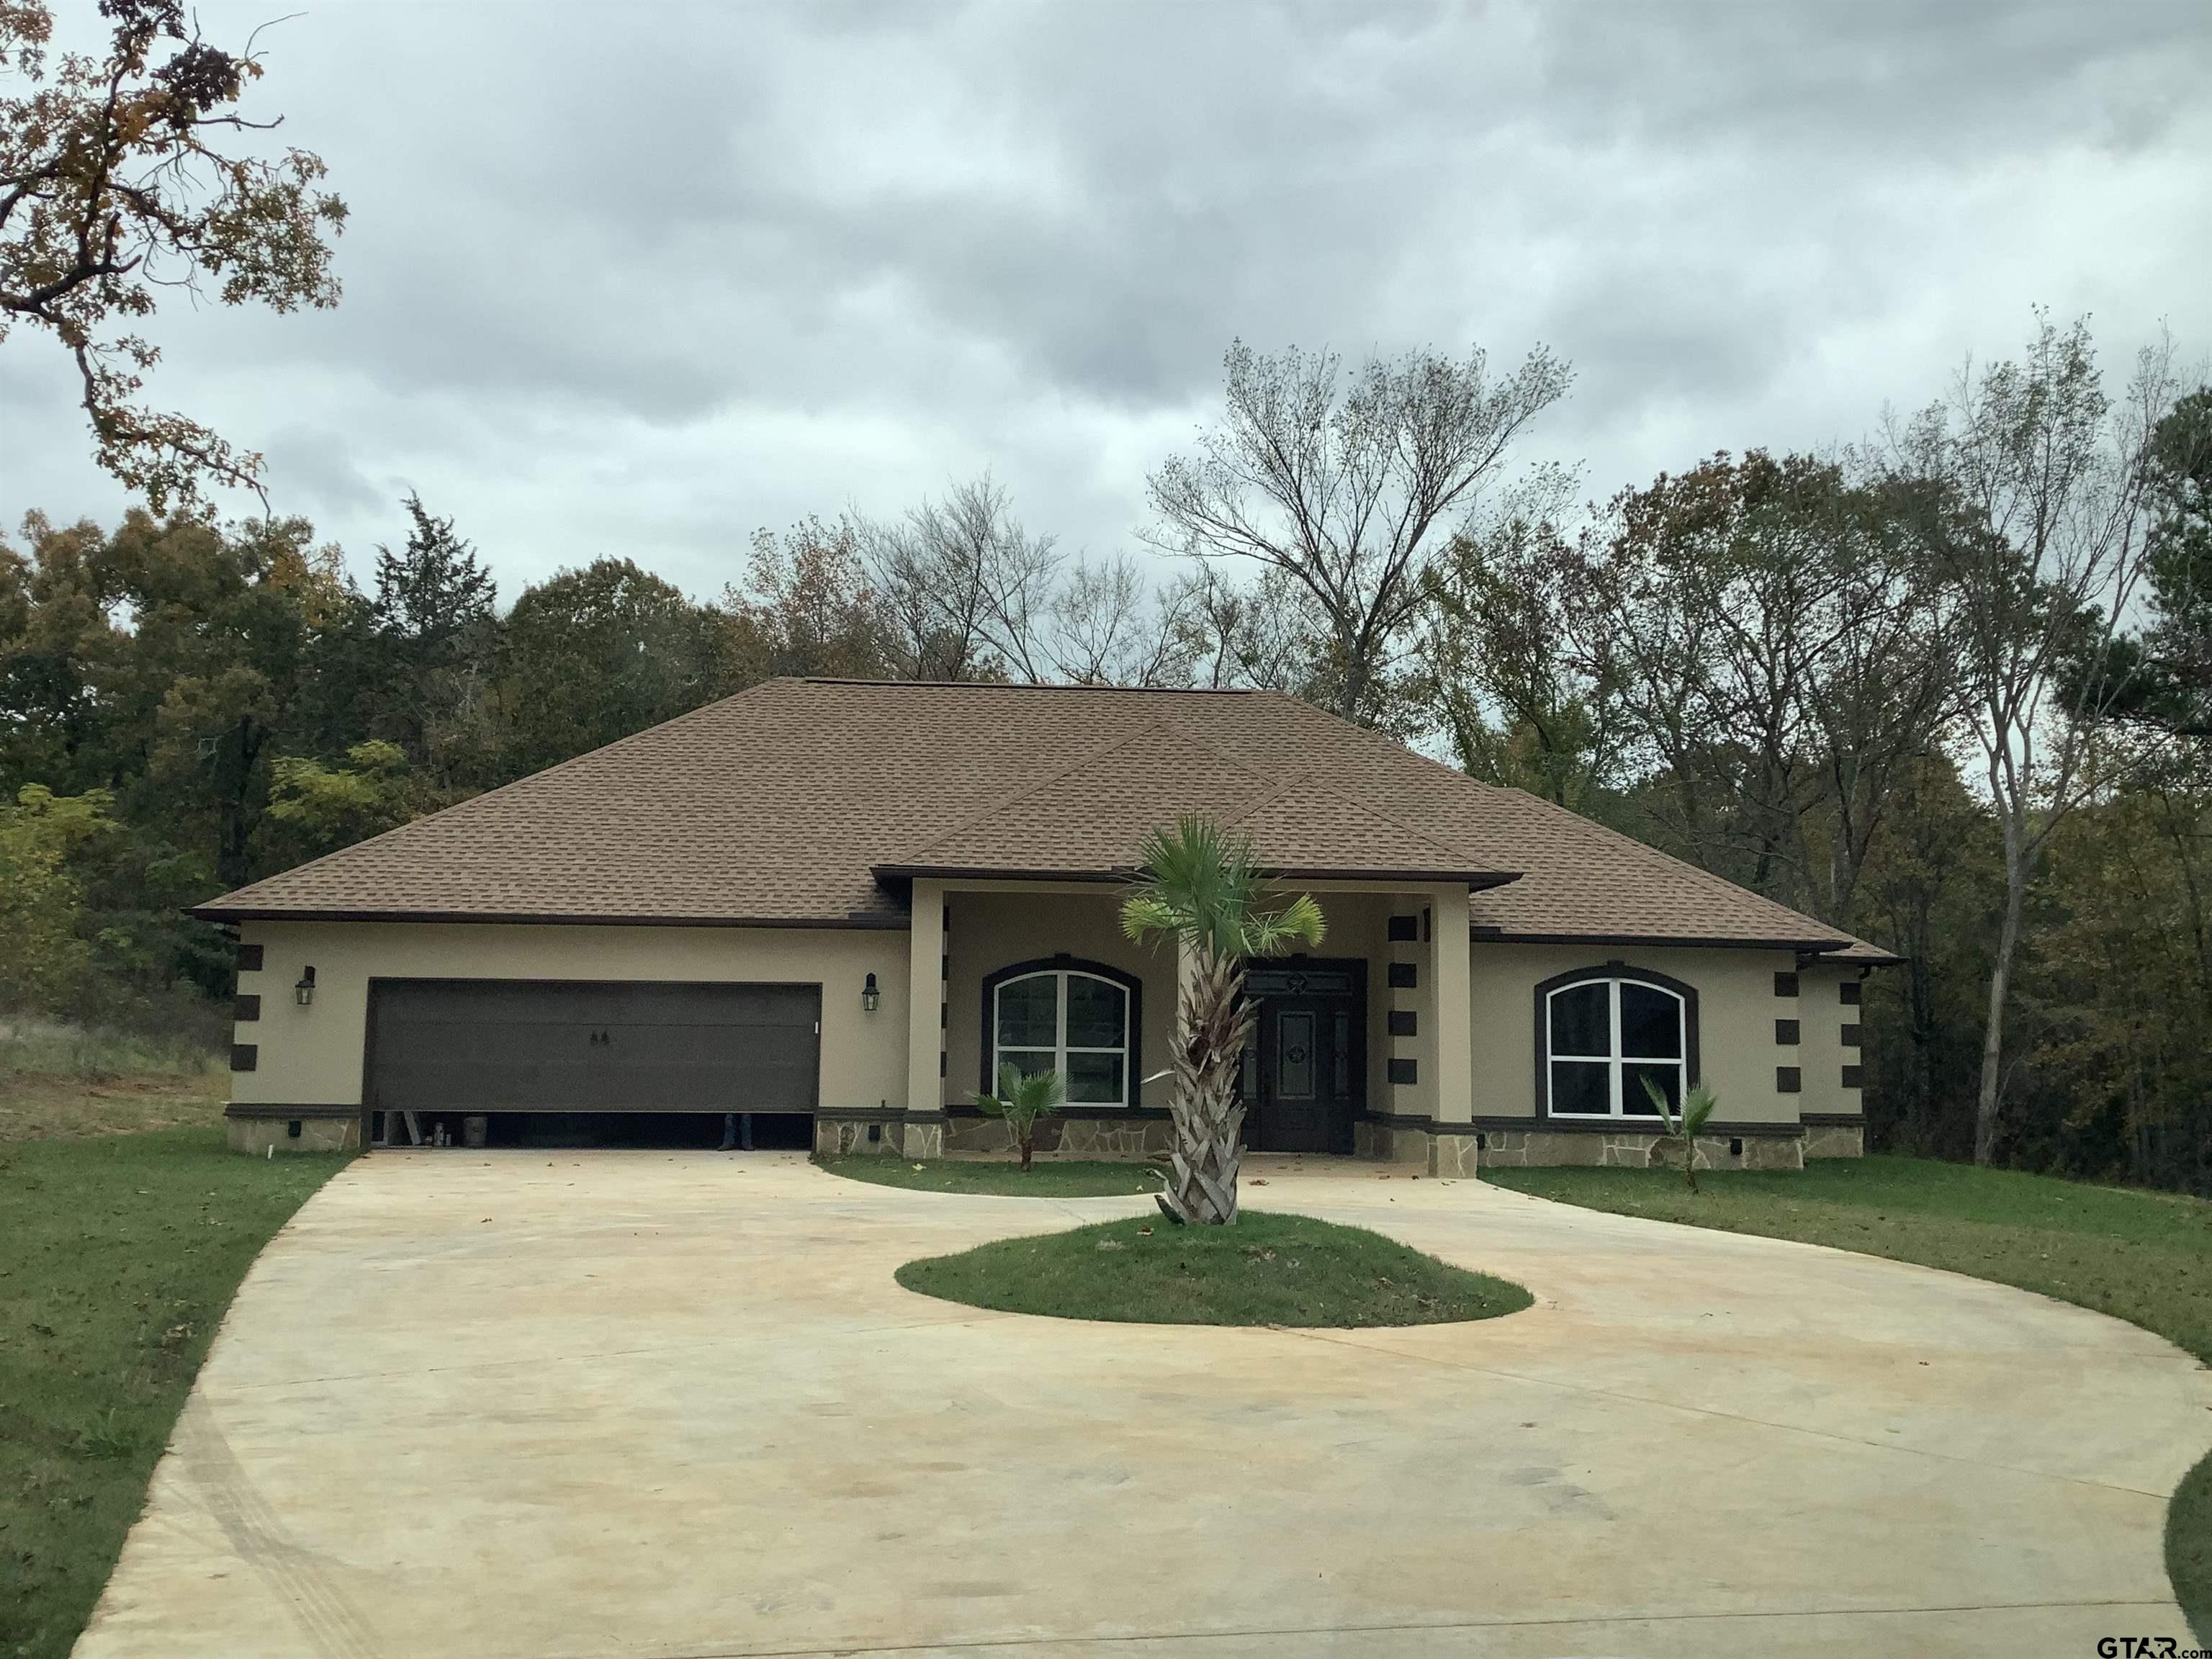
[76,1153,2208,1659]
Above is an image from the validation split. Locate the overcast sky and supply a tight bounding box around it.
[3,1,2207,603]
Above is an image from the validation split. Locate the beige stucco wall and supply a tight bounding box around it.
[1467,943,1804,1127]
[1795,960,1868,1120]
[227,907,1850,1144]
[940,885,1421,1120]
[942,891,1174,1110]
[230,922,912,1112]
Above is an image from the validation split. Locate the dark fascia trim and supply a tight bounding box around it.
[187,907,909,930]
[873,866,1128,886]
[1800,1112,1868,1128]
[225,1102,359,1120]
[877,863,1522,890]
[1476,930,1871,956]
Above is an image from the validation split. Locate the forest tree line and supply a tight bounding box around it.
[4,318,2208,1190]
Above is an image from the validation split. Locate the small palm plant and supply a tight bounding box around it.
[970,1061,1066,1172]
[1642,1076,1719,1194]
[1120,814,1326,1226]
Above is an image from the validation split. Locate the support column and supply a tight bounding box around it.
[904,879,945,1158]
[1427,884,1475,1176]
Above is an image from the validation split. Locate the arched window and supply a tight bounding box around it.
[1537,967,1699,1120]
[988,962,1136,1107]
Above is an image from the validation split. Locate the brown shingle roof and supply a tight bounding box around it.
[192,678,1892,958]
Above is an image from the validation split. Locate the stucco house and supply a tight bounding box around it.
[195,678,1887,1172]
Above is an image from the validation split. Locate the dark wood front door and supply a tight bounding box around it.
[1243,961,1364,1154]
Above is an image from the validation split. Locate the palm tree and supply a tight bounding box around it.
[970,1061,1066,1172]
[1642,1076,1719,1194]
[1120,815,1326,1225]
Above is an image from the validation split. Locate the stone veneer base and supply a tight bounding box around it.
[228,1108,1863,1171]
[226,1115,361,1154]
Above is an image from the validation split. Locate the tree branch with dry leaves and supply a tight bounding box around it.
[0,0,345,510]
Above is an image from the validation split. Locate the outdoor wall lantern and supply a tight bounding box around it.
[295,966,317,1007]
[861,972,881,1013]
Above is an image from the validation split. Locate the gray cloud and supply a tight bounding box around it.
[4,0,2206,598]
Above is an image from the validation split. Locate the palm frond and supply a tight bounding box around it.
[1244,892,1328,958]
[1118,892,1183,943]
[1123,813,1306,960]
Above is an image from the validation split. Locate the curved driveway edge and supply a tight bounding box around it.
[74,1152,2211,1658]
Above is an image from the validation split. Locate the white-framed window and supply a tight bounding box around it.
[994,968,1129,1107]
[1545,974,1689,1119]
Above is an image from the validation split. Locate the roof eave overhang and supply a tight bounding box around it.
[873,863,1523,890]
[183,905,909,930]
[1472,929,1899,962]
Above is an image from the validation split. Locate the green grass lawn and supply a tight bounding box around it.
[1483,1154,2212,1640]
[0,1126,350,1659]
[897,1209,1533,1327]
[816,1155,1164,1197]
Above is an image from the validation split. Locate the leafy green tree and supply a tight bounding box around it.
[969,1061,1066,1172]
[1422,513,1627,814]
[120,513,341,890]
[0,513,137,796]
[1120,817,1326,1226]
[1854,752,2002,1159]
[2094,388,2212,744]
[2016,770,2212,1189]
[366,495,498,775]
[1579,450,1955,923]
[262,740,415,869]
[490,558,739,781]
[0,783,112,1010]
[0,0,346,508]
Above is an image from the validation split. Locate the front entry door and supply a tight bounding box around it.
[1244,962,1364,1154]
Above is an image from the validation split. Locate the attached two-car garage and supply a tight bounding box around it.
[364,980,822,1148]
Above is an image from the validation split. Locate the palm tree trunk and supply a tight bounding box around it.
[1159,947,1253,1226]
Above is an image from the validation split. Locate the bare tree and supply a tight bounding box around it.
[1145,338,1571,726]
[865,473,1059,680]
[1047,553,1199,687]
[1892,315,2179,1165]
[1174,565,1326,697]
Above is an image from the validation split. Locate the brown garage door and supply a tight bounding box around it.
[364,980,820,1113]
